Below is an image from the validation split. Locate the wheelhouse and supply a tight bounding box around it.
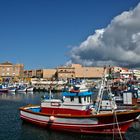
[62,91,93,105]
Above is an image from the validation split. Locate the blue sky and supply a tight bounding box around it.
[0,0,140,69]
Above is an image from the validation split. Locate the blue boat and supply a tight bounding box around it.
[0,84,8,92]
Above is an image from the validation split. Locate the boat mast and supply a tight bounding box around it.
[95,67,117,114]
[95,71,106,114]
[49,80,53,99]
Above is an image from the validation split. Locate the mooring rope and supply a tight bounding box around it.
[114,110,123,140]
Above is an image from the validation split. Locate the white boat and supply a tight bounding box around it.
[26,86,34,92]
[8,87,16,92]
[74,83,88,92]
[16,86,27,92]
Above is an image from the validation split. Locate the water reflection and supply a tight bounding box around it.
[21,122,115,140]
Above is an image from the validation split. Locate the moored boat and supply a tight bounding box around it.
[19,76,140,135]
[0,88,8,92]
[0,84,8,92]
[26,86,34,92]
[19,105,140,134]
[8,87,16,92]
[16,86,27,92]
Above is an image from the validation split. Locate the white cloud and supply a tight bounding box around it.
[69,3,140,68]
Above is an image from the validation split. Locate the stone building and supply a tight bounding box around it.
[24,64,104,81]
[24,69,56,80]
[56,64,104,80]
[56,66,75,80]
[71,64,104,79]
[0,61,24,82]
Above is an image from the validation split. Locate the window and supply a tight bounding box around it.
[78,97,82,103]
[84,97,86,101]
[87,96,91,103]
[70,96,74,102]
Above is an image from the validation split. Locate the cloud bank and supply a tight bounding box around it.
[69,3,140,68]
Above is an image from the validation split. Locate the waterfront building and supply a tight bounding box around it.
[24,70,28,78]
[112,66,123,72]
[24,70,36,82]
[0,61,24,82]
[56,64,104,80]
[24,69,56,80]
[24,70,36,78]
[133,69,140,80]
[24,64,105,81]
[36,69,56,79]
[120,68,133,80]
[43,69,56,79]
[111,66,133,80]
[36,69,43,78]
[71,64,104,79]
[56,66,75,80]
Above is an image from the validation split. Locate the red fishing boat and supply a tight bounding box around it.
[19,78,140,135]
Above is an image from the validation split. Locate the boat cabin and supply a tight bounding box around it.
[62,91,92,105]
[41,91,93,115]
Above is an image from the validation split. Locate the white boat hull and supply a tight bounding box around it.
[27,87,34,92]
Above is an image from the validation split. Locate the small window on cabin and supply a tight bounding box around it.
[84,97,86,101]
[87,96,90,103]
[78,97,82,103]
[70,96,74,102]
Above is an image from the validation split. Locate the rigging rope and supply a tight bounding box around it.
[114,110,123,140]
[110,86,123,140]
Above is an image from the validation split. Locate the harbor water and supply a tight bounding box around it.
[0,92,140,140]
